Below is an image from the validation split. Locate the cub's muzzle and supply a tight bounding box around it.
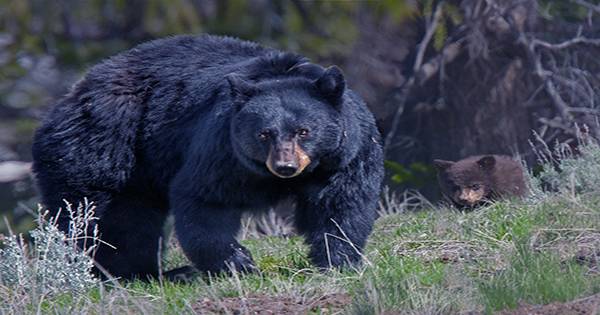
[266,140,311,178]
[457,188,485,206]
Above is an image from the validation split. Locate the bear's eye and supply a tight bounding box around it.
[258,130,271,141]
[297,128,309,138]
[471,184,481,190]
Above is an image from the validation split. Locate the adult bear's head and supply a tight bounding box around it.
[227,64,346,178]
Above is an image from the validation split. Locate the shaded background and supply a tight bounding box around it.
[1,0,599,233]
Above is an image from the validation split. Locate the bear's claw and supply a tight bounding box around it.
[225,244,257,273]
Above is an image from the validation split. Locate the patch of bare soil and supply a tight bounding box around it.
[194,292,351,314]
[393,239,504,267]
[496,293,600,315]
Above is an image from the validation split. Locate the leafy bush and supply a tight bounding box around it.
[384,161,436,189]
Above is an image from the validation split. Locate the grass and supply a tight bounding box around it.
[1,140,600,314]
[3,197,597,314]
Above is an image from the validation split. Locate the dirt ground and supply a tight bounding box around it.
[194,292,600,315]
[194,292,351,314]
[496,293,600,315]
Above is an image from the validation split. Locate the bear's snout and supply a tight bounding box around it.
[266,140,311,178]
[274,163,298,177]
[457,188,485,206]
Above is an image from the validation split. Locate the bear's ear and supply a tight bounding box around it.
[433,159,454,172]
[226,74,258,106]
[315,66,345,107]
[477,155,496,171]
[287,62,324,80]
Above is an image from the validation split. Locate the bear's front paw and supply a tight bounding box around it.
[225,244,256,273]
[162,265,199,283]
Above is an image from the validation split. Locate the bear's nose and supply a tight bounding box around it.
[274,163,298,177]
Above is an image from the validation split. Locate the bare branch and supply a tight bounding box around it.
[532,36,600,50]
[384,1,446,154]
[413,2,445,73]
[543,79,574,121]
[538,117,577,135]
[417,40,464,85]
[567,107,600,114]
[529,49,573,121]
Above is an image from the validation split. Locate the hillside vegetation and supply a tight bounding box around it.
[1,139,599,314]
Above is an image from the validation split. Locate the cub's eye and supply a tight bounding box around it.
[297,128,309,138]
[471,184,481,190]
[258,130,271,140]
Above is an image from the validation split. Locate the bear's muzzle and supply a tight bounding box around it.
[266,140,311,178]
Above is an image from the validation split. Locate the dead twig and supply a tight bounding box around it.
[532,36,600,50]
[417,40,464,85]
[384,1,446,154]
[519,30,600,138]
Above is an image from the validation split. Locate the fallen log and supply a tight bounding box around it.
[0,161,32,183]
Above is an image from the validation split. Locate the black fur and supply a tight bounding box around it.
[32,34,384,279]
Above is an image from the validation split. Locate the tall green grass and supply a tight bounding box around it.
[480,242,596,313]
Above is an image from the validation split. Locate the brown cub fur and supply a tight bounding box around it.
[434,155,527,208]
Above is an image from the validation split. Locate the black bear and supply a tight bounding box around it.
[32,35,384,279]
[434,155,527,209]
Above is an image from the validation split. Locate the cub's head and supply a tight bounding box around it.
[434,156,497,208]
[227,64,346,178]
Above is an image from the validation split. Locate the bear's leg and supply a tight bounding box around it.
[171,201,255,274]
[295,167,381,269]
[36,175,108,234]
[93,194,168,280]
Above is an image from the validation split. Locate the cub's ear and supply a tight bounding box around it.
[226,74,258,106]
[433,159,454,171]
[315,66,345,106]
[477,155,496,171]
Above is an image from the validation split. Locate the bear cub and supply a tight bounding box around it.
[434,155,527,208]
[32,35,384,280]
